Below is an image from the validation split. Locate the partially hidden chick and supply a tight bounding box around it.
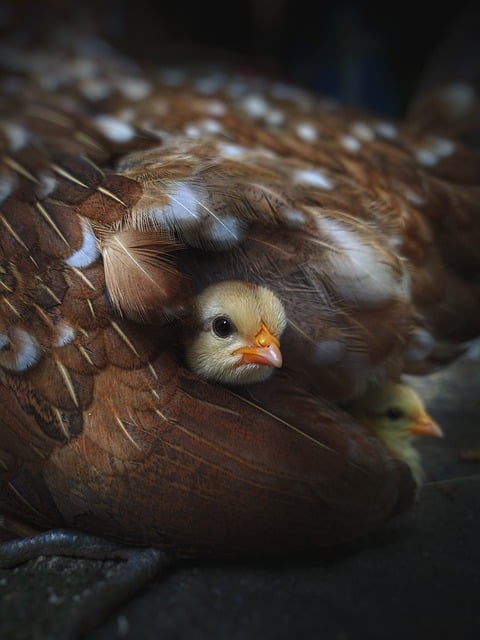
[184,280,287,385]
[347,381,444,486]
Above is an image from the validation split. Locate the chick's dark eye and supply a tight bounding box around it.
[385,407,403,420]
[212,316,234,338]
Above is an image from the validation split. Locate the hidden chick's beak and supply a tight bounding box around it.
[233,322,283,368]
[409,411,444,438]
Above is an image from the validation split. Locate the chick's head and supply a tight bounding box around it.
[185,280,287,385]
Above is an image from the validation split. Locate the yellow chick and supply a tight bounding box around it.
[347,381,444,486]
[184,280,287,385]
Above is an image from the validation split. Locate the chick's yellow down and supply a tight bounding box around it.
[347,382,444,486]
[184,280,287,386]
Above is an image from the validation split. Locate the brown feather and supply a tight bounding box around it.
[101,230,192,324]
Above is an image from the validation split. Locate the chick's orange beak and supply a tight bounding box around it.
[409,411,444,438]
[233,322,283,368]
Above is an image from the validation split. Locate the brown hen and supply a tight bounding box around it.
[0,22,478,564]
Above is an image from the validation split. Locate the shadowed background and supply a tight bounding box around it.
[0,0,475,114]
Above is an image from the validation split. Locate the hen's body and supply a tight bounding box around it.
[0,24,478,556]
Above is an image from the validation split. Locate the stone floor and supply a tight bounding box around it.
[1,352,479,640]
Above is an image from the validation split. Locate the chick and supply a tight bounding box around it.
[347,381,444,486]
[184,280,287,385]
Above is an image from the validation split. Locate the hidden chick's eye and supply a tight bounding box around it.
[212,316,235,338]
[386,407,403,420]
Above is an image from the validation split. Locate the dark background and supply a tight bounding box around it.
[0,1,475,116]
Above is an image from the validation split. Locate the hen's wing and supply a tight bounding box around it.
[0,171,411,554]
[96,69,480,394]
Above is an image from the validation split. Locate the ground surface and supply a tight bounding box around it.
[1,353,479,640]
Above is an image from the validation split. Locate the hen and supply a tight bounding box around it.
[0,13,479,566]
